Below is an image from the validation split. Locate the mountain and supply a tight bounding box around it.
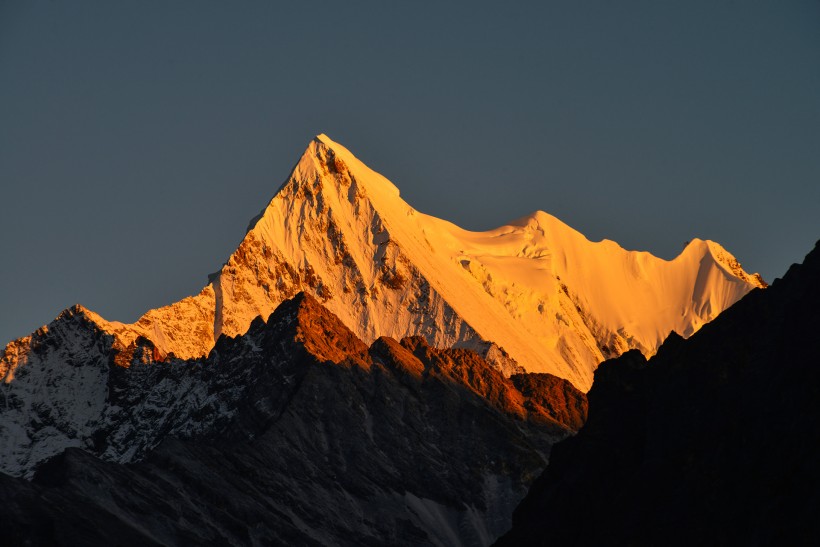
[0,292,585,546]
[496,241,820,546]
[2,135,763,394]
[1,134,761,476]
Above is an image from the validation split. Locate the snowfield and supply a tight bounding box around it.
[2,134,764,395]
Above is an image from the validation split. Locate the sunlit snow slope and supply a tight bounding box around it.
[1,135,764,392]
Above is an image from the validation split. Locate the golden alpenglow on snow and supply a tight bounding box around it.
[2,135,764,393]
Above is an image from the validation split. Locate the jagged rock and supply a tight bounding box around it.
[0,293,585,546]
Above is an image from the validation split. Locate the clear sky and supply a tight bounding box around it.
[1,1,818,346]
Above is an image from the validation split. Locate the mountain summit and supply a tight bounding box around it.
[2,134,763,394]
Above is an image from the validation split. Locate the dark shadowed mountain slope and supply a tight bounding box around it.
[0,293,585,546]
[496,241,820,546]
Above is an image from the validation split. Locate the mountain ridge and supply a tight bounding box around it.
[495,240,820,545]
[0,291,585,545]
[2,134,764,393]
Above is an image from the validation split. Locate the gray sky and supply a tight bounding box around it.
[1,1,819,346]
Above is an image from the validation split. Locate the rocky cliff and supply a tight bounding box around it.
[0,293,586,546]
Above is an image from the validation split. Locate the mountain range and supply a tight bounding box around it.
[0,292,587,545]
[0,135,772,545]
[2,135,763,380]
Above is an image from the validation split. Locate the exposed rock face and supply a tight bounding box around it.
[0,293,585,546]
[509,373,588,432]
[3,135,764,395]
[496,241,820,546]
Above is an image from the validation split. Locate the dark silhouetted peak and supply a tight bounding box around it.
[588,348,647,389]
[497,241,820,546]
[652,331,685,361]
[775,238,820,287]
[807,239,820,265]
[0,293,590,546]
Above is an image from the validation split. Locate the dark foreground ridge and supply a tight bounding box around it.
[497,241,820,546]
[0,293,585,546]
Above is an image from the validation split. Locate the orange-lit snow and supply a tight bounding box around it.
[2,135,764,392]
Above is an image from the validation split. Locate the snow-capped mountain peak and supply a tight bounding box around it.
[3,134,764,396]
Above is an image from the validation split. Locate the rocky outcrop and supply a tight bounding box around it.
[0,293,585,546]
[496,241,820,546]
